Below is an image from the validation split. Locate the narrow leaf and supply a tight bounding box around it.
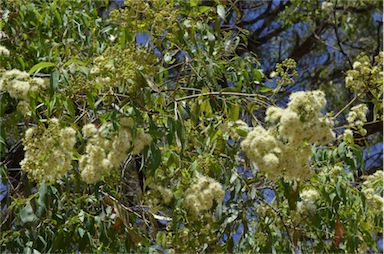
[28,62,56,75]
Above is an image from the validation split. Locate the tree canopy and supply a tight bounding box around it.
[0,0,383,253]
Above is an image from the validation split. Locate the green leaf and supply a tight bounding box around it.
[28,62,56,75]
[149,144,161,172]
[190,0,200,7]
[62,58,86,68]
[50,69,59,92]
[253,69,263,82]
[164,53,173,63]
[20,202,37,224]
[198,6,211,14]
[338,141,346,158]
[78,227,85,238]
[36,182,47,217]
[207,31,215,42]
[226,211,238,224]
[63,98,75,117]
[229,103,240,121]
[217,5,226,20]
[259,87,273,93]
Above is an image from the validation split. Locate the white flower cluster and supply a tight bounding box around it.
[242,90,335,181]
[321,1,334,12]
[297,189,319,214]
[361,170,383,212]
[20,119,76,182]
[221,120,250,140]
[0,45,10,56]
[79,119,152,184]
[183,175,224,218]
[157,186,173,204]
[0,69,48,113]
[346,104,369,136]
[345,52,383,94]
[0,69,47,100]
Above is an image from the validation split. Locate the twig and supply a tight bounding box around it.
[333,119,383,130]
[169,91,269,107]
[333,95,357,119]
[332,3,353,68]
[257,197,296,253]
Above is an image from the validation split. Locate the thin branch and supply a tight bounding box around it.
[333,119,383,130]
[333,95,357,119]
[332,4,353,68]
[256,197,296,253]
[169,91,270,107]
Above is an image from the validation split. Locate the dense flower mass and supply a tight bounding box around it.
[242,90,335,181]
[20,119,76,182]
[297,189,319,213]
[110,0,179,39]
[361,170,383,212]
[346,104,369,136]
[221,120,250,140]
[90,45,156,91]
[79,119,152,184]
[183,175,224,218]
[0,69,47,100]
[0,45,10,56]
[0,69,48,114]
[321,1,334,12]
[345,52,383,95]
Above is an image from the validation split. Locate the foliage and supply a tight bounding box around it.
[0,0,382,253]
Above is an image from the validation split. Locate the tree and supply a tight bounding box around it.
[0,0,382,253]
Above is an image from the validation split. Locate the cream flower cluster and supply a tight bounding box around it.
[345,52,383,95]
[346,104,369,136]
[183,175,224,218]
[361,170,383,212]
[0,69,48,113]
[270,58,298,88]
[297,189,319,213]
[79,119,152,184]
[242,90,335,181]
[221,120,250,140]
[157,186,174,204]
[89,45,155,92]
[321,1,334,12]
[20,119,76,182]
[0,45,10,56]
[0,69,47,100]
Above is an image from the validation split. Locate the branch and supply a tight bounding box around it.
[241,1,291,26]
[332,5,353,68]
[333,95,358,119]
[169,91,270,107]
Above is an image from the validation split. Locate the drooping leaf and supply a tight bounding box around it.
[217,5,226,20]
[28,62,56,75]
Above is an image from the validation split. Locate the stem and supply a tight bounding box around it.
[169,91,270,107]
[333,95,357,119]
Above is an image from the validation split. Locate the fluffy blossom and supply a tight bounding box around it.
[0,45,10,56]
[183,175,224,217]
[242,90,335,181]
[297,189,319,213]
[221,120,250,140]
[0,69,48,113]
[82,123,98,138]
[321,1,334,12]
[132,130,152,155]
[20,119,76,182]
[340,129,354,143]
[346,104,369,136]
[80,118,152,184]
[361,170,383,212]
[345,52,383,95]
